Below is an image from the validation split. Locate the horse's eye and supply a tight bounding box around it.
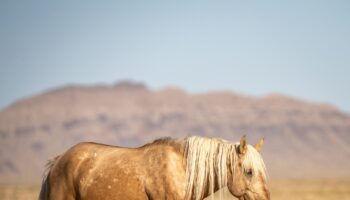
[245,169,253,177]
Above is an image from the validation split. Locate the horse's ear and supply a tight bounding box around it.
[239,135,247,155]
[255,138,264,153]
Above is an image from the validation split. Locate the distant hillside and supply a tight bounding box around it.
[0,81,349,184]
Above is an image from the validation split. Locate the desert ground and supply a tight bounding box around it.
[1,179,350,200]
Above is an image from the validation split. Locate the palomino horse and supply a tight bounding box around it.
[39,136,270,200]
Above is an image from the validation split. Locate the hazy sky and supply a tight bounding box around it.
[1,0,349,112]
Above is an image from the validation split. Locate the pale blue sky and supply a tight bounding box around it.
[0,0,349,112]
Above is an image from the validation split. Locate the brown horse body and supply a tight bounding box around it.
[39,136,270,200]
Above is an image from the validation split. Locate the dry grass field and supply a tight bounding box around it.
[206,179,350,200]
[268,179,350,200]
[1,179,350,200]
[0,185,38,200]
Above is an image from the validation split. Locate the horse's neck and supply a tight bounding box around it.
[201,168,229,198]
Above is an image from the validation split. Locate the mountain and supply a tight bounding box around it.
[0,81,349,184]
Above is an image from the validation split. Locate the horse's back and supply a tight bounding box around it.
[43,141,186,200]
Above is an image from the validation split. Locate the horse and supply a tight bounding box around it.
[38,136,270,200]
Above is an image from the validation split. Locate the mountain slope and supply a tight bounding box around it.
[0,81,349,184]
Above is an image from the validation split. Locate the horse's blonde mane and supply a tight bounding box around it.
[184,136,266,200]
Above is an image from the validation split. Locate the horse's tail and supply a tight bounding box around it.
[38,156,60,200]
